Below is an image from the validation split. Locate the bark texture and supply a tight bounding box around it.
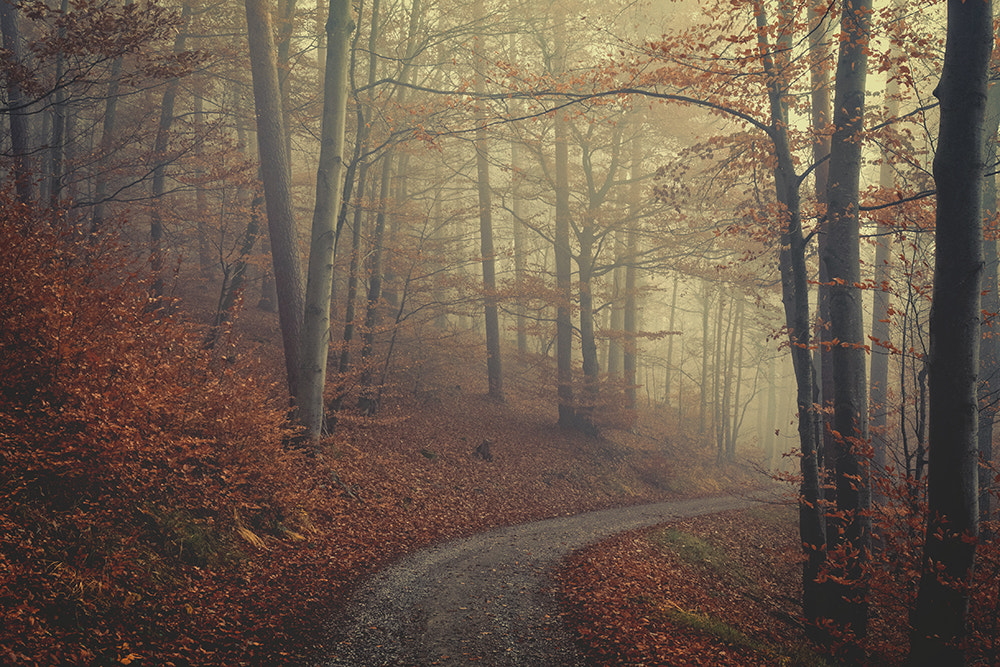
[822,0,872,637]
[755,0,826,632]
[245,0,306,401]
[910,1,991,662]
[474,0,503,401]
[299,0,354,438]
[0,0,32,203]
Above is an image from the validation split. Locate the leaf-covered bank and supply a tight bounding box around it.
[0,209,764,665]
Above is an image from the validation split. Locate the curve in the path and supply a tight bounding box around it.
[324,494,757,666]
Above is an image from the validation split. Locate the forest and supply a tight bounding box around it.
[1,0,998,663]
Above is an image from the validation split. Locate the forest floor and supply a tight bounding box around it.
[323,495,760,666]
[1,245,782,667]
[556,502,830,666]
[186,290,789,665]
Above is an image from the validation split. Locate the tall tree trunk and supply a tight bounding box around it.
[577,227,598,430]
[245,0,306,402]
[0,0,32,203]
[379,0,421,311]
[911,0,992,660]
[624,125,641,410]
[215,112,260,320]
[511,136,528,354]
[316,0,326,82]
[714,293,728,459]
[608,261,624,377]
[276,0,297,172]
[664,274,679,405]
[553,14,574,426]
[575,120,622,427]
[48,0,69,208]
[676,342,685,423]
[299,0,354,439]
[90,37,123,234]
[149,1,192,294]
[509,30,528,355]
[474,0,503,401]
[194,91,213,279]
[869,0,904,501]
[728,294,745,460]
[809,0,836,486]
[755,0,826,633]
[911,1,991,661]
[822,0,873,638]
[764,351,777,468]
[62,103,77,203]
[358,152,393,414]
[977,82,1000,529]
[338,0,377,377]
[208,192,262,347]
[700,277,711,434]
[338,169,365,375]
[870,116,898,483]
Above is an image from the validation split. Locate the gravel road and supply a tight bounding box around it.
[323,494,758,666]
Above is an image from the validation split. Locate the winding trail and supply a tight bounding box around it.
[324,494,758,666]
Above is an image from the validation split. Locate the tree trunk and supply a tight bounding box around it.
[299,0,354,439]
[509,29,528,355]
[608,262,624,377]
[208,192,262,348]
[910,1,991,661]
[316,0,326,83]
[870,144,897,483]
[48,0,69,208]
[728,294,745,460]
[194,92,213,279]
[338,0,378,377]
[755,0,826,633]
[149,1,192,295]
[578,228,598,431]
[822,0,873,638]
[764,351,777,468]
[869,0,903,501]
[714,293,728,459]
[700,277,711,434]
[245,0,306,402]
[976,82,1000,529]
[474,0,503,401]
[809,0,836,490]
[358,152,393,414]
[624,126,641,410]
[664,274,679,405]
[276,0,297,173]
[0,0,32,203]
[553,16,574,426]
[511,135,528,354]
[379,0,421,312]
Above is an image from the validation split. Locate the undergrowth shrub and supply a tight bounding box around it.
[0,199,316,664]
[800,459,1000,665]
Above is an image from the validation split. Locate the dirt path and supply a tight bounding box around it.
[323,495,758,666]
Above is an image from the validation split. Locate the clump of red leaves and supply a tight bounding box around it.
[857,469,1000,666]
[0,203,313,665]
[556,503,808,666]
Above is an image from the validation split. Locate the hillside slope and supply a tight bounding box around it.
[0,215,766,665]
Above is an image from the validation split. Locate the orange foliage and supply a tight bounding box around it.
[556,505,803,666]
[0,193,763,665]
[0,198,303,664]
